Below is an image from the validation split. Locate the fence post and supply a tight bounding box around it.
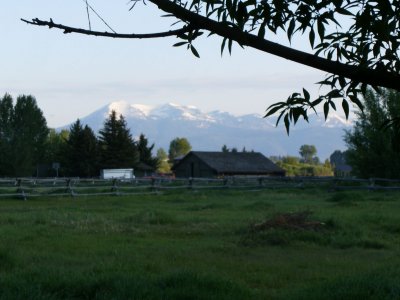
[223,178,229,188]
[151,177,157,192]
[258,177,264,188]
[369,178,375,191]
[16,179,27,201]
[111,179,120,195]
[188,177,193,189]
[66,179,75,197]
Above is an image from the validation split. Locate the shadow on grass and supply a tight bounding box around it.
[0,270,254,300]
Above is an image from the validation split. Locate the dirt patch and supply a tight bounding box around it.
[251,211,325,232]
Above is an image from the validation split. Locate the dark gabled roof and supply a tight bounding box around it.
[175,151,285,174]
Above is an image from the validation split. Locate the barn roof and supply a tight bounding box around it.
[175,151,285,175]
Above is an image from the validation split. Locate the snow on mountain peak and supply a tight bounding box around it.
[61,100,353,160]
[131,104,153,116]
[103,101,353,129]
[322,112,353,128]
[106,101,153,119]
[107,101,130,116]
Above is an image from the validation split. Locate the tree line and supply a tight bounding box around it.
[269,144,333,177]
[2,89,399,179]
[0,94,194,178]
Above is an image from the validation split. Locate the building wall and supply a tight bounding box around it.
[174,154,216,178]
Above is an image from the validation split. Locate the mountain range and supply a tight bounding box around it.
[61,101,353,160]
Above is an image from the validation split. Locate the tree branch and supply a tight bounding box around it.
[22,1,400,91]
[21,18,191,39]
[148,0,400,91]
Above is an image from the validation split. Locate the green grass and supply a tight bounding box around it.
[0,189,399,299]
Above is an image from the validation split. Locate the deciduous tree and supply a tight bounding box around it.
[299,144,317,164]
[344,89,400,178]
[43,128,69,176]
[156,147,171,173]
[0,94,13,176]
[168,137,192,161]
[10,95,49,176]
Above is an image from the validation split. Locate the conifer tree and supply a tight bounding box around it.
[98,111,139,169]
[63,120,98,177]
[137,133,158,169]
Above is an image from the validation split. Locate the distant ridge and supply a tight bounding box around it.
[59,101,353,159]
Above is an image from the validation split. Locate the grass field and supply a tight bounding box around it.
[0,188,399,299]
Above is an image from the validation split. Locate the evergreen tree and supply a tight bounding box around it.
[63,120,98,177]
[168,137,191,161]
[98,111,139,169]
[137,133,158,169]
[81,125,98,177]
[11,95,49,176]
[344,89,400,178]
[221,145,229,153]
[0,94,13,176]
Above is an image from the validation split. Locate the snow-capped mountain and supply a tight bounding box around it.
[60,101,353,160]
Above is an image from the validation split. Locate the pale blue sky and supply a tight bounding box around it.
[1,0,326,127]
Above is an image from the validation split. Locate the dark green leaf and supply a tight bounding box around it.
[221,37,227,55]
[329,100,336,110]
[258,26,265,38]
[336,7,353,16]
[317,19,325,40]
[264,105,282,118]
[173,42,187,47]
[342,99,349,119]
[284,114,290,135]
[303,88,310,102]
[323,102,329,120]
[190,45,200,58]
[287,19,295,42]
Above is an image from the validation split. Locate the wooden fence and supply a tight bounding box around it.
[1,176,400,200]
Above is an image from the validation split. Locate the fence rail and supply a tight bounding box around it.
[1,176,400,200]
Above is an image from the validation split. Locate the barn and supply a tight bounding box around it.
[172,151,285,178]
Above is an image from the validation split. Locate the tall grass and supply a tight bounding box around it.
[0,189,399,299]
